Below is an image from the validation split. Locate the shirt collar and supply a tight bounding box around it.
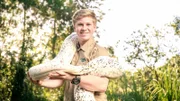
[76,37,96,52]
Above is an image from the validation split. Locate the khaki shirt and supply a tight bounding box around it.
[63,37,109,101]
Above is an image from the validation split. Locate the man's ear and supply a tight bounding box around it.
[94,24,97,28]
[95,25,97,30]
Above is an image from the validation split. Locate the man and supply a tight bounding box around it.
[28,9,110,101]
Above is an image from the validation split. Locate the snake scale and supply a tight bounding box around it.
[28,32,123,101]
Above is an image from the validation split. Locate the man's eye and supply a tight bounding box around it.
[78,24,83,26]
[87,24,91,26]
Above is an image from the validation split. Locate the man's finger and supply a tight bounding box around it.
[55,71,66,75]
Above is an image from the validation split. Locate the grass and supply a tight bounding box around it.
[106,61,180,101]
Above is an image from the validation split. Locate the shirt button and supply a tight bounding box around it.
[80,58,86,62]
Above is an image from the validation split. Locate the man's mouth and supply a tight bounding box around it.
[80,32,89,34]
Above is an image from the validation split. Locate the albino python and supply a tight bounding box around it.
[28,32,123,101]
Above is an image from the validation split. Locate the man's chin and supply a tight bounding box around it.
[79,36,90,41]
[79,35,89,39]
[81,37,89,41]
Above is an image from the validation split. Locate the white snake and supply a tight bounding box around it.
[28,32,123,101]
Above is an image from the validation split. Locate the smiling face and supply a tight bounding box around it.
[72,9,97,45]
[74,16,96,45]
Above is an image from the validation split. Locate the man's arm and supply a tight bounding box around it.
[79,75,109,92]
[38,79,64,88]
[27,72,64,88]
[48,71,109,92]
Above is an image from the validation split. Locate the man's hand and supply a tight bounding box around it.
[48,70,75,81]
[27,72,42,85]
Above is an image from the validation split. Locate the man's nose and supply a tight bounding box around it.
[82,25,87,30]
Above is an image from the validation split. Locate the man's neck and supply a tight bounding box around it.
[79,40,87,46]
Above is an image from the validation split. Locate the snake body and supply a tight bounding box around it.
[28,32,123,101]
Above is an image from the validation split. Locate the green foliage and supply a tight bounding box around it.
[0,0,104,101]
[0,51,16,101]
[106,56,180,101]
[110,23,180,101]
[146,55,180,101]
[124,26,169,68]
[171,16,180,36]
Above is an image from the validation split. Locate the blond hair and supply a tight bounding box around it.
[72,9,97,26]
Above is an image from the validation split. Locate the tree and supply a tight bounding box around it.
[0,0,105,101]
[171,16,180,36]
[123,25,179,69]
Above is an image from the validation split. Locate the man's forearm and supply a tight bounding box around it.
[79,75,109,92]
[39,79,64,88]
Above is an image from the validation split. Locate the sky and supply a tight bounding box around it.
[98,0,180,45]
[96,0,180,70]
